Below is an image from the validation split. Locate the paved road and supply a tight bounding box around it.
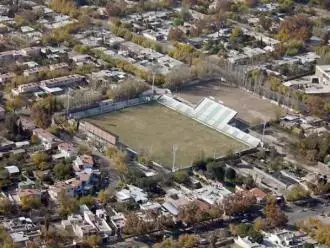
[285,201,330,225]
[72,135,121,188]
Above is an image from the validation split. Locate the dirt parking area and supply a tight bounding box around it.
[176,82,284,124]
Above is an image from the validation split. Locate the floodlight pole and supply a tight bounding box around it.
[172,144,178,172]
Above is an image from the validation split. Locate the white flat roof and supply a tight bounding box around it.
[5,165,20,174]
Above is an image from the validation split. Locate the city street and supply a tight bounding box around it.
[285,200,330,225]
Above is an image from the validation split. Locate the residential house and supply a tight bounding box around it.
[50,168,100,200]
[18,179,35,189]
[249,188,267,203]
[20,47,41,57]
[162,202,179,216]
[48,181,75,201]
[263,230,320,247]
[142,30,164,41]
[192,184,232,205]
[140,201,162,212]
[0,139,15,151]
[235,236,266,248]
[0,72,15,84]
[19,116,36,132]
[0,50,21,63]
[284,65,330,94]
[3,217,40,248]
[62,205,112,240]
[58,142,76,158]
[40,74,85,88]
[15,141,30,149]
[116,185,148,203]
[5,165,20,179]
[32,128,62,150]
[236,186,268,204]
[49,62,69,71]
[23,65,48,77]
[82,206,112,240]
[17,188,42,203]
[164,188,191,211]
[110,212,126,230]
[16,82,40,94]
[21,26,35,33]
[70,54,91,63]
[73,154,94,171]
[74,169,101,196]
[62,214,97,238]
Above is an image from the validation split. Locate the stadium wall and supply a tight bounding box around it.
[69,96,152,119]
[79,121,118,146]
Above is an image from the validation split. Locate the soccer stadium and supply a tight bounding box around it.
[85,94,260,169]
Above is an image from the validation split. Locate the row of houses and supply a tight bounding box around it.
[23,62,69,77]
[0,47,41,64]
[62,205,112,241]
[235,229,322,248]
[14,74,85,94]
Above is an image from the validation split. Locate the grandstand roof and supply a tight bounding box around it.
[157,95,260,148]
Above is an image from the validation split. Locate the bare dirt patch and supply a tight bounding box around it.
[176,82,284,124]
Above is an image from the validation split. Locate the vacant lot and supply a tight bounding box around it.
[177,82,284,124]
[87,103,246,168]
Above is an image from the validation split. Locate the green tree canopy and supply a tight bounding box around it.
[206,161,225,181]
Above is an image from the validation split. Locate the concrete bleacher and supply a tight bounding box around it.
[157,94,195,117]
[194,97,237,127]
[158,95,260,147]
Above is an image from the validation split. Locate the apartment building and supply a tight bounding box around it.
[40,74,85,88]
[32,128,62,150]
[17,82,40,93]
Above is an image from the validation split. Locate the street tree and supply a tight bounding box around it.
[285,185,310,202]
[222,193,256,216]
[168,27,184,41]
[58,191,79,217]
[276,15,313,42]
[179,202,203,226]
[206,161,225,181]
[264,198,288,229]
[84,234,101,248]
[225,167,236,181]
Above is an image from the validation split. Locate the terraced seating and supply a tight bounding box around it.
[158,95,260,147]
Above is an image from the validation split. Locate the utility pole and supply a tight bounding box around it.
[261,120,266,147]
[172,144,178,172]
[152,72,155,94]
[151,63,158,95]
[66,88,71,116]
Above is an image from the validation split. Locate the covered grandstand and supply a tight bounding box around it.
[157,95,260,147]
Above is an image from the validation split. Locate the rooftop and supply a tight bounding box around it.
[33,128,62,143]
[5,165,20,174]
[192,184,232,205]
